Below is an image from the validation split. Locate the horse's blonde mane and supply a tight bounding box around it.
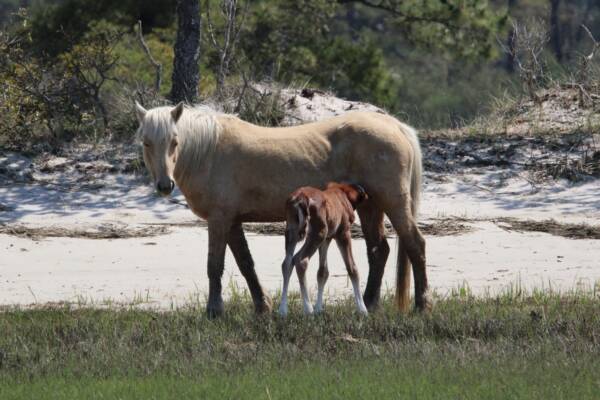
[142,104,228,182]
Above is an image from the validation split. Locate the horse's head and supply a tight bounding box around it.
[135,102,184,196]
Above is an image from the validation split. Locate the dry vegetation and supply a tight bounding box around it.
[494,218,600,240]
[0,223,168,240]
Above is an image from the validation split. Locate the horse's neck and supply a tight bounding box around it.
[174,129,211,188]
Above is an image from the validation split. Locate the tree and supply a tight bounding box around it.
[549,0,562,61]
[336,0,503,58]
[170,0,201,103]
[503,0,518,73]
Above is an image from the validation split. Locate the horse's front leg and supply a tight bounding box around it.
[358,202,390,311]
[335,231,368,315]
[206,216,232,318]
[228,222,272,315]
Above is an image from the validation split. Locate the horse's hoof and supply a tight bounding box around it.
[363,294,380,312]
[255,296,273,315]
[206,302,225,319]
[416,294,433,313]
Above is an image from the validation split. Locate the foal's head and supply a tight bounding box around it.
[135,102,184,196]
[327,182,368,208]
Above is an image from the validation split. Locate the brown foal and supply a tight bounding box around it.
[279,183,369,316]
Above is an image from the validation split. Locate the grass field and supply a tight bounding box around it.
[1,289,599,399]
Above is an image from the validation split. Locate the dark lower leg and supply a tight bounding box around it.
[358,205,390,311]
[207,219,229,318]
[228,223,271,314]
[388,208,430,312]
[405,227,430,311]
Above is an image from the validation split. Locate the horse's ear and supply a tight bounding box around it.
[135,101,147,124]
[171,102,184,123]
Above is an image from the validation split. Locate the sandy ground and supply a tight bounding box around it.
[1,167,600,308]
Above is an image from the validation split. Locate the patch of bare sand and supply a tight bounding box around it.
[1,222,598,308]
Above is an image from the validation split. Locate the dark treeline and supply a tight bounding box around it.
[0,0,599,147]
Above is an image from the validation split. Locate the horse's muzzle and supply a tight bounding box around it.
[156,179,175,196]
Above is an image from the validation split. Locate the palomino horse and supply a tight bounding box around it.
[279,183,369,316]
[135,102,429,317]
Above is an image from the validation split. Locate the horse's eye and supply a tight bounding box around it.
[143,142,150,148]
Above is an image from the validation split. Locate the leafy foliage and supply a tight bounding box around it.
[0,13,125,148]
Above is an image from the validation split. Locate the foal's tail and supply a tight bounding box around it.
[395,122,422,313]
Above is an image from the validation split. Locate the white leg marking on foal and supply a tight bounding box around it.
[315,283,325,314]
[279,255,293,317]
[351,277,368,315]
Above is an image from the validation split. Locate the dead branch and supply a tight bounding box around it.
[136,20,162,93]
[575,25,599,107]
[501,21,549,104]
[205,0,249,97]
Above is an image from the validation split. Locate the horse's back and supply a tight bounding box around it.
[207,111,417,219]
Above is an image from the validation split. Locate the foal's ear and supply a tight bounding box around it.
[171,102,185,123]
[135,101,147,124]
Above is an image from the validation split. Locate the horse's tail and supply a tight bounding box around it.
[395,121,422,312]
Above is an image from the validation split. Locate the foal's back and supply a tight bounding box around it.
[288,184,357,239]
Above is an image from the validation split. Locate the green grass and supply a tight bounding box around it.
[1,291,599,399]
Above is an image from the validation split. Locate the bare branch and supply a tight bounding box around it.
[205,0,248,97]
[136,20,162,93]
[581,24,599,61]
[204,0,220,48]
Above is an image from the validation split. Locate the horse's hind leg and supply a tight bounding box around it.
[386,204,431,312]
[314,239,332,314]
[228,223,272,315]
[279,227,299,316]
[292,234,322,315]
[335,231,368,315]
[358,203,390,311]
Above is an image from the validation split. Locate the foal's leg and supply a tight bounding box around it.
[228,223,272,315]
[279,227,299,317]
[314,239,332,314]
[335,231,368,315]
[357,203,390,311]
[206,215,232,318]
[292,234,322,315]
[386,203,431,312]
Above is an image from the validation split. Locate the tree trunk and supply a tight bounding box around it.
[549,0,562,62]
[503,0,517,73]
[170,0,201,103]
